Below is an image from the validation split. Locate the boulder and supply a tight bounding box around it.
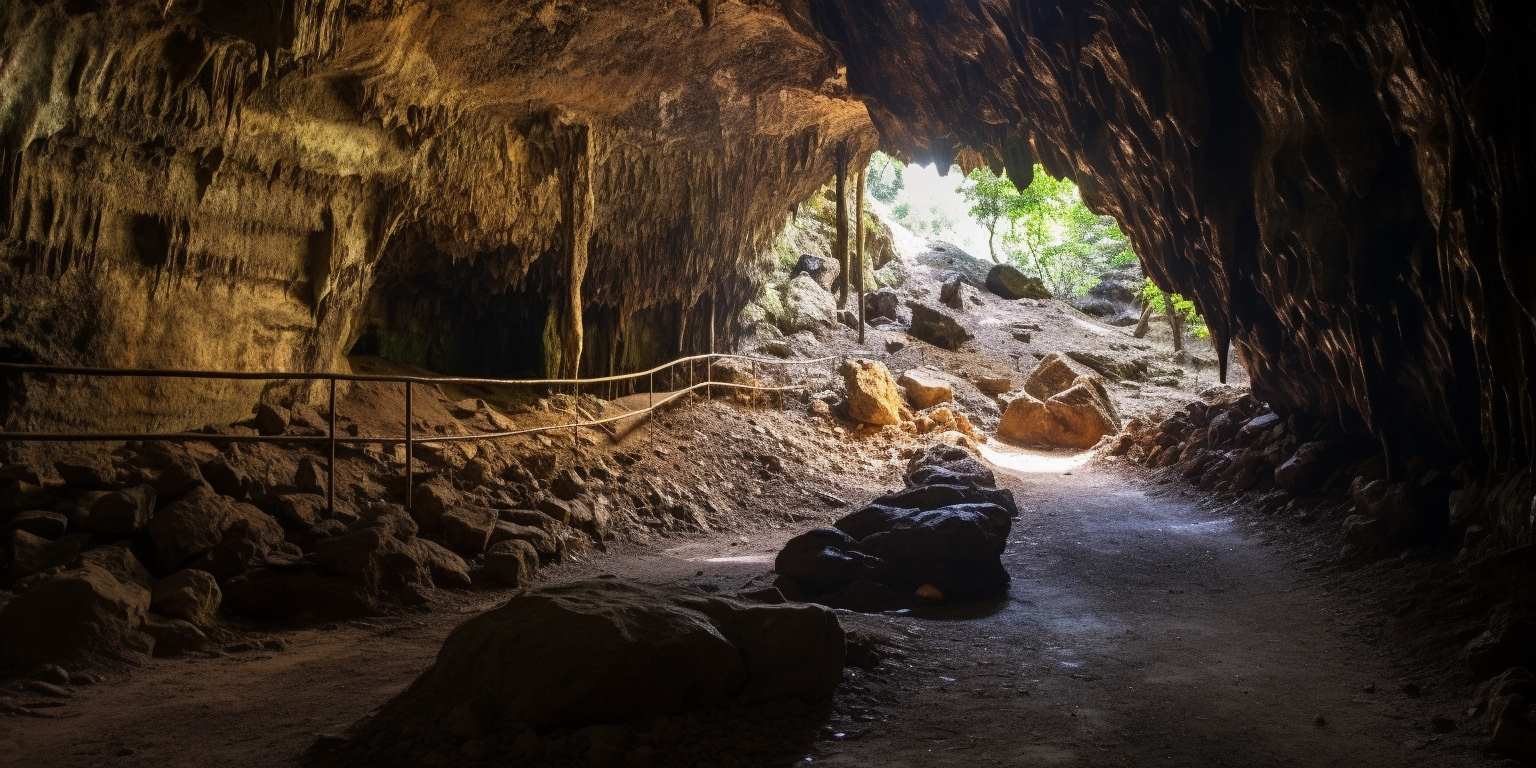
[864,287,900,320]
[1274,441,1333,493]
[905,443,999,489]
[480,539,539,588]
[856,506,1011,599]
[1022,352,1081,399]
[55,459,117,490]
[87,485,157,538]
[11,510,67,539]
[77,545,154,589]
[271,493,328,531]
[151,569,222,626]
[551,468,586,501]
[253,403,289,436]
[355,579,844,737]
[358,502,419,542]
[998,376,1119,449]
[976,375,1013,395]
[147,486,285,573]
[939,272,965,309]
[410,482,456,532]
[408,539,472,589]
[906,300,972,350]
[143,616,211,658]
[441,507,498,556]
[295,457,327,495]
[0,564,150,672]
[491,521,562,561]
[898,368,954,409]
[791,253,839,291]
[839,358,909,426]
[8,529,59,579]
[775,528,885,590]
[780,274,837,335]
[986,263,1050,299]
[199,455,251,500]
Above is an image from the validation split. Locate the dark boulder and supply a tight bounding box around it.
[906,300,972,350]
[341,579,844,745]
[869,482,1018,519]
[856,506,1011,599]
[986,263,1050,299]
[791,253,839,291]
[775,527,885,591]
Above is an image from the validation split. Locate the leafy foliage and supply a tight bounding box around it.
[1140,279,1210,339]
[866,152,905,204]
[961,165,1143,297]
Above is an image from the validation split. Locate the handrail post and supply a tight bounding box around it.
[404,381,414,511]
[706,355,713,401]
[327,376,337,517]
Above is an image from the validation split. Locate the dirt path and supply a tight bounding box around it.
[815,454,1488,767]
[2,453,1491,767]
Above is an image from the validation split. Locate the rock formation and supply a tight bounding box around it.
[2,0,1532,546]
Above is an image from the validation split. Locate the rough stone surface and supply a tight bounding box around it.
[986,264,1050,300]
[151,570,222,626]
[906,301,972,351]
[1023,353,1082,400]
[840,358,909,427]
[898,368,954,410]
[353,580,844,738]
[146,486,285,573]
[0,564,150,672]
[999,377,1120,449]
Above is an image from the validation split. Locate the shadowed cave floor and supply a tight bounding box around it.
[2,448,1498,767]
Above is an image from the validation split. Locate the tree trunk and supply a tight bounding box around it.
[1133,303,1154,338]
[855,167,866,344]
[988,223,998,263]
[834,143,849,309]
[1163,294,1184,353]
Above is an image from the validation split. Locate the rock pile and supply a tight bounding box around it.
[322,579,845,764]
[836,359,983,442]
[774,443,1017,609]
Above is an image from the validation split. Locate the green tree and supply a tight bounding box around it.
[866,152,905,204]
[959,167,1028,262]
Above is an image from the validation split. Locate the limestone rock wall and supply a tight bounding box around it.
[806,0,1535,480]
[0,0,875,430]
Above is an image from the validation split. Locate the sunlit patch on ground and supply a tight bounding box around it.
[979,442,1094,475]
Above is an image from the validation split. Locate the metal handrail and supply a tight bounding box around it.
[0,353,837,515]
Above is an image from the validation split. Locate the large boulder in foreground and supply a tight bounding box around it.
[999,375,1120,449]
[349,580,844,741]
[986,263,1050,299]
[840,358,909,426]
[0,564,150,672]
[906,300,972,350]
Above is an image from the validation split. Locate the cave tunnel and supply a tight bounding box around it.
[1,1,1534,766]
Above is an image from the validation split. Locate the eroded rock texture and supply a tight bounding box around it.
[808,0,1534,480]
[0,0,874,429]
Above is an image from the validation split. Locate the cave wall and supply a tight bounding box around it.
[0,0,874,430]
[805,0,1535,480]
